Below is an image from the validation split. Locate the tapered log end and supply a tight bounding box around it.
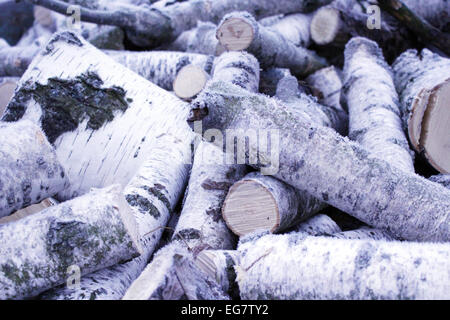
[216,13,256,51]
[222,180,279,236]
[0,79,17,116]
[173,64,209,100]
[420,80,450,173]
[310,7,341,45]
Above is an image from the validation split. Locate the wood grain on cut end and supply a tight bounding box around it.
[222,180,279,236]
[421,80,450,173]
[310,7,341,45]
[216,17,254,51]
[173,64,209,99]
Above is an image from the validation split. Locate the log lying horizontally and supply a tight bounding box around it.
[216,12,327,76]
[331,226,397,241]
[343,37,415,173]
[41,134,192,300]
[2,31,194,201]
[290,213,341,236]
[0,121,69,218]
[237,233,450,299]
[393,49,450,174]
[190,80,450,242]
[29,0,333,48]
[0,184,142,299]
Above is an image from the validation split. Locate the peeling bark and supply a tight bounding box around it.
[0,184,142,300]
[237,233,450,299]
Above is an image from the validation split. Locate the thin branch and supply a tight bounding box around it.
[378,0,450,55]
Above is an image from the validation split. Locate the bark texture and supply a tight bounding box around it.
[290,213,342,236]
[2,31,194,201]
[169,22,222,56]
[331,226,397,241]
[190,80,450,242]
[0,120,69,218]
[429,175,450,189]
[393,49,450,173]
[343,37,415,173]
[217,11,327,76]
[237,233,450,299]
[0,184,142,300]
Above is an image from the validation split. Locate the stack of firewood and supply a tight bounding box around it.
[0,0,449,300]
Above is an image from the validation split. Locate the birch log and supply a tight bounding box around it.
[290,213,341,236]
[0,184,143,300]
[173,140,247,250]
[331,226,397,241]
[0,121,69,218]
[343,37,415,173]
[0,45,40,77]
[393,49,450,174]
[194,250,240,297]
[266,13,313,48]
[259,68,292,96]
[237,233,450,300]
[2,31,194,201]
[310,0,415,62]
[429,175,450,189]
[216,12,327,76]
[190,80,450,242]
[29,0,333,48]
[306,66,346,113]
[41,134,191,300]
[0,77,18,115]
[223,172,327,236]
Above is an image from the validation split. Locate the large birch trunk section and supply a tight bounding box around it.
[237,233,450,299]
[2,31,194,201]
[393,49,450,174]
[190,80,450,242]
[0,120,69,218]
[0,184,142,300]
[217,12,327,76]
[343,37,415,173]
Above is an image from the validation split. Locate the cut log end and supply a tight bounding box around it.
[421,79,450,173]
[173,64,209,99]
[216,17,254,51]
[0,80,17,116]
[222,180,279,236]
[310,7,341,45]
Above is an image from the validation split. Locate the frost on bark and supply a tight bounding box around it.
[223,172,327,236]
[429,175,450,189]
[106,50,215,93]
[217,12,327,76]
[30,0,333,48]
[2,31,194,201]
[310,0,415,62]
[122,242,229,300]
[40,134,192,300]
[306,66,346,114]
[0,121,69,218]
[290,213,342,236]
[190,80,450,242]
[0,185,142,300]
[237,233,450,300]
[343,37,415,173]
[194,250,241,297]
[173,140,247,250]
[331,226,397,241]
[393,49,450,174]
[259,68,292,96]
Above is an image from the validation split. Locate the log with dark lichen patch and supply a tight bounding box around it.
[190,79,450,242]
[2,31,193,201]
[0,121,69,218]
[0,185,142,300]
[237,233,450,300]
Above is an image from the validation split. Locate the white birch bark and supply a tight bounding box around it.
[0,184,142,300]
[237,233,450,299]
[190,80,450,242]
[429,175,450,189]
[2,31,194,201]
[331,226,396,241]
[0,120,69,218]
[173,140,247,250]
[266,13,313,48]
[217,12,327,76]
[393,48,450,174]
[343,37,415,173]
[40,134,192,300]
[290,213,341,236]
